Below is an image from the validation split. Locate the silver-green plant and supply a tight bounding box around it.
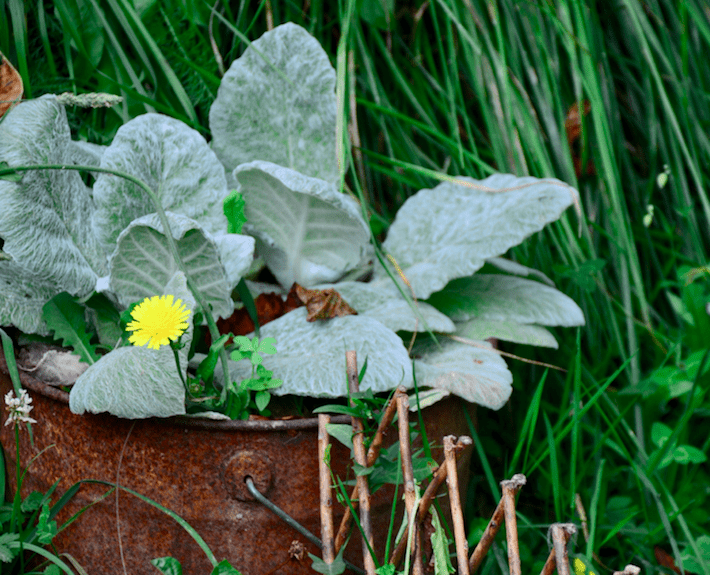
[0,23,584,420]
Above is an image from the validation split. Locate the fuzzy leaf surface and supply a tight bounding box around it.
[427,275,585,326]
[0,96,104,295]
[414,339,512,410]
[381,174,578,298]
[319,280,455,333]
[456,319,558,348]
[69,272,195,419]
[92,113,229,253]
[210,22,338,183]
[109,212,254,319]
[219,308,412,397]
[235,161,370,288]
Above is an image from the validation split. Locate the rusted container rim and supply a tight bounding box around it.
[0,355,351,431]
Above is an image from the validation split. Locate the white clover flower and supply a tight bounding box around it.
[4,389,37,426]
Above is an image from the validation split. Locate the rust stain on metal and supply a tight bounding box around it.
[0,355,475,575]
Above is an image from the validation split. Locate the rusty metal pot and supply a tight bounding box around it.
[0,355,474,575]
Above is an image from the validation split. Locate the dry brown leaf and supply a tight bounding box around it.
[213,288,303,342]
[565,100,595,178]
[293,283,358,322]
[654,546,698,575]
[0,53,23,119]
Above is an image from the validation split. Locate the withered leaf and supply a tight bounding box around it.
[293,283,358,322]
[564,100,595,178]
[214,288,303,341]
[0,53,23,119]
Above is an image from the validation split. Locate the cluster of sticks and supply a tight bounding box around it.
[316,351,641,575]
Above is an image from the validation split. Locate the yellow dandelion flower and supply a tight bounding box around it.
[574,558,587,575]
[126,294,190,350]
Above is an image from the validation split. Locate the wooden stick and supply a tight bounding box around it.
[396,392,424,575]
[502,478,523,575]
[550,524,576,575]
[539,524,576,575]
[444,436,470,575]
[318,414,335,565]
[390,437,471,567]
[346,351,376,575]
[468,474,527,573]
[334,387,404,553]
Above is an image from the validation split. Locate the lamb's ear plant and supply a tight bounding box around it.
[0,21,584,420]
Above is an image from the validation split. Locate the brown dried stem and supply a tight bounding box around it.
[397,392,423,575]
[334,386,405,553]
[503,477,523,575]
[469,474,527,573]
[390,436,471,567]
[539,524,576,575]
[444,435,470,575]
[318,414,335,565]
[346,351,376,575]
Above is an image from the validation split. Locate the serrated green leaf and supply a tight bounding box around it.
[84,292,123,349]
[0,532,19,562]
[21,491,44,513]
[430,507,454,574]
[151,556,183,575]
[224,190,247,234]
[36,502,57,545]
[42,292,99,364]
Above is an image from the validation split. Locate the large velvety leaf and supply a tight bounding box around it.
[69,272,195,419]
[0,261,59,335]
[92,113,229,253]
[109,213,254,319]
[456,319,558,348]
[209,22,338,183]
[414,339,512,410]
[380,174,578,298]
[235,161,370,288]
[427,275,585,326]
[0,96,104,296]
[486,257,554,286]
[217,308,413,397]
[320,280,455,333]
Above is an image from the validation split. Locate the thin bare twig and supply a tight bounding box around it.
[334,386,405,553]
[549,524,577,575]
[318,414,335,564]
[444,436,470,575]
[469,474,527,573]
[347,351,376,575]
[390,436,471,567]
[397,392,424,575]
[502,477,524,575]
